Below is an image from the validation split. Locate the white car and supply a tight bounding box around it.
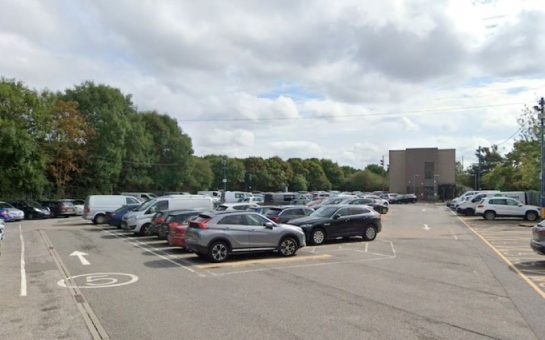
[215,203,260,211]
[475,197,540,221]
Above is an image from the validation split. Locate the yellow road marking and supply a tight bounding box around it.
[195,254,332,269]
[457,216,545,299]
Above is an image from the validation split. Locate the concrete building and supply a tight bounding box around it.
[389,148,456,200]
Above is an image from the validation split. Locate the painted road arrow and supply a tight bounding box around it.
[70,251,90,265]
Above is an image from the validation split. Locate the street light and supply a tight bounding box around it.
[413,174,419,195]
[534,98,545,218]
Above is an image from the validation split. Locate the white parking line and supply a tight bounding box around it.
[423,224,430,231]
[449,228,458,240]
[104,230,204,277]
[19,224,27,297]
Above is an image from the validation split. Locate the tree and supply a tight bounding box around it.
[44,99,95,196]
[320,159,345,189]
[0,79,49,198]
[186,157,213,191]
[290,174,308,191]
[365,164,387,177]
[303,159,331,191]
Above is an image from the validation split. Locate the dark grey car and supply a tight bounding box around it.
[184,211,306,262]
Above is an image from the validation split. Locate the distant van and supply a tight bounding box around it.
[456,191,501,215]
[198,191,222,204]
[121,192,157,201]
[122,195,213,235]
[500,191,527,204]
[222,191,246,203]
[84,195,142,224]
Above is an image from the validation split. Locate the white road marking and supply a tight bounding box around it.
[423,224,430,231]
[422,208,426,212]
[449,228,458,240]
[19,224,27,297]
[104,230,203,277]
[70,251,90,265]
[364,243,368,253]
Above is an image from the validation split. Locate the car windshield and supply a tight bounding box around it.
[311,206,339,218]
[29,201,44,208]
[0,202,14,209]
[136,199,157,212]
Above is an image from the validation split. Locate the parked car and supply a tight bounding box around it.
[288,204,381,245]
[475,197,540,221]
[106,204,141,227]
[0,218,4,254]
[185,211,306,263]
[123,195,213,235]
[391,194,417,204]
[264,206,314,223]
[242,197,264,204]
[40,200,76,218]
[84,195,142,224]
[0,202,25,222]
[157,210,202,240]
[163,210,202,245]
[456,192,501,216]
[215,203,260,212]
[9,200,48,220]
[148,211,170,236]
[120,192,156,201]
[531,220,545,255]
[67,199,85,215]
[341,197,388,214]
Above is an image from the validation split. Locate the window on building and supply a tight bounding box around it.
[424,162,435,179]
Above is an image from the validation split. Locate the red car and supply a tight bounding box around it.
[166,211,202,248]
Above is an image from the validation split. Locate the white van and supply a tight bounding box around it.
[121,192,157,201]
[222,191,246,203]
[122,195,213,235]
[500,191,527,204]
[84,195,142,224]
[456,191,501,215]
[197,191,222,204]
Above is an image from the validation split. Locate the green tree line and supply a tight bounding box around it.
[457,105,541,191]
[0,78,388,199]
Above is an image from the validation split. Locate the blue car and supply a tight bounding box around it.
[107,204,140,227]
[0,202,25,222]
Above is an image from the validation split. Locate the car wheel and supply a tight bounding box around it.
[93,214,106,224]
[363,225,377,241]
[381,207,388,214]
[484,211,496,221]
[208,241,229,263]
[311,228,326,245]
[525,211,539,222]
[278,237,298,257]
[139,223,151,236]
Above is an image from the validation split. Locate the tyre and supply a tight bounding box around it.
[278,237,298,257]
[311,228,326,245]
[208,240,229,263]
[139,223,151,236]
[381,207,388,214]
[363,225,377,241]
[525,211,539,222]
[483,211,496,221]
[93,214,106,224]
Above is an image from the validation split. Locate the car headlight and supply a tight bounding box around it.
[34,208,41,212]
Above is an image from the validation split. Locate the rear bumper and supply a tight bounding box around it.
[185,240,207,254]
[167,234,186,247]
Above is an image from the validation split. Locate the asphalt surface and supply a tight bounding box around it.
[1,203,544,340]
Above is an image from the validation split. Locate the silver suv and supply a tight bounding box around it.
[185,211,306,262]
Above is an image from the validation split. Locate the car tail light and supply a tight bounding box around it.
[477,205,484,208]
[197,219,210,229]
[157,217,165,224]
[84,207,90,215]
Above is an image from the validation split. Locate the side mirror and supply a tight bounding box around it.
[333,214,341,220]
[518,204,523,207]
[264,222,275,229]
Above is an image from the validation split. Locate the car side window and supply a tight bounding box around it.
[490,199,507,205]
[304,209,313,216]
[336,208,350,217]
[506,199,520,206]
[218,215,245,225]
[244,214,268,226]
[348,207,364,215]
[233,205,247,211]
[157,200,168,211]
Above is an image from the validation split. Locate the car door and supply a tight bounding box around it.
[279,208,303,223]
[245,214,278,249]
[328,207,352,237]
[216,214,251,250]
[505,198,524,217]
[489,198,508,216]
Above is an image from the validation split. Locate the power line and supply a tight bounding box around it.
[179,102,526,123]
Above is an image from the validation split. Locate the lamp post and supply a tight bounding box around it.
[534,98,545,217]
[413,174,419,195]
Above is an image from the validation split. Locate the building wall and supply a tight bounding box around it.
[389,148,456,199]
[389,150,406,194]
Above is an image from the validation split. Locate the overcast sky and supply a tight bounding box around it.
[1,0,544,169]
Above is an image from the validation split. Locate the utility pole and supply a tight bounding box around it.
[476,146,482,190]
[222,157,227,192]
[534,98,545,217]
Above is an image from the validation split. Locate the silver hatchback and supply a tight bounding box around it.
[185,211,306,262]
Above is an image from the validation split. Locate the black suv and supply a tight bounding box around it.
[288,204,382,245]
[10,200,51,219]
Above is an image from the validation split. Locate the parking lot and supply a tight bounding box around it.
[2,204,545,339]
